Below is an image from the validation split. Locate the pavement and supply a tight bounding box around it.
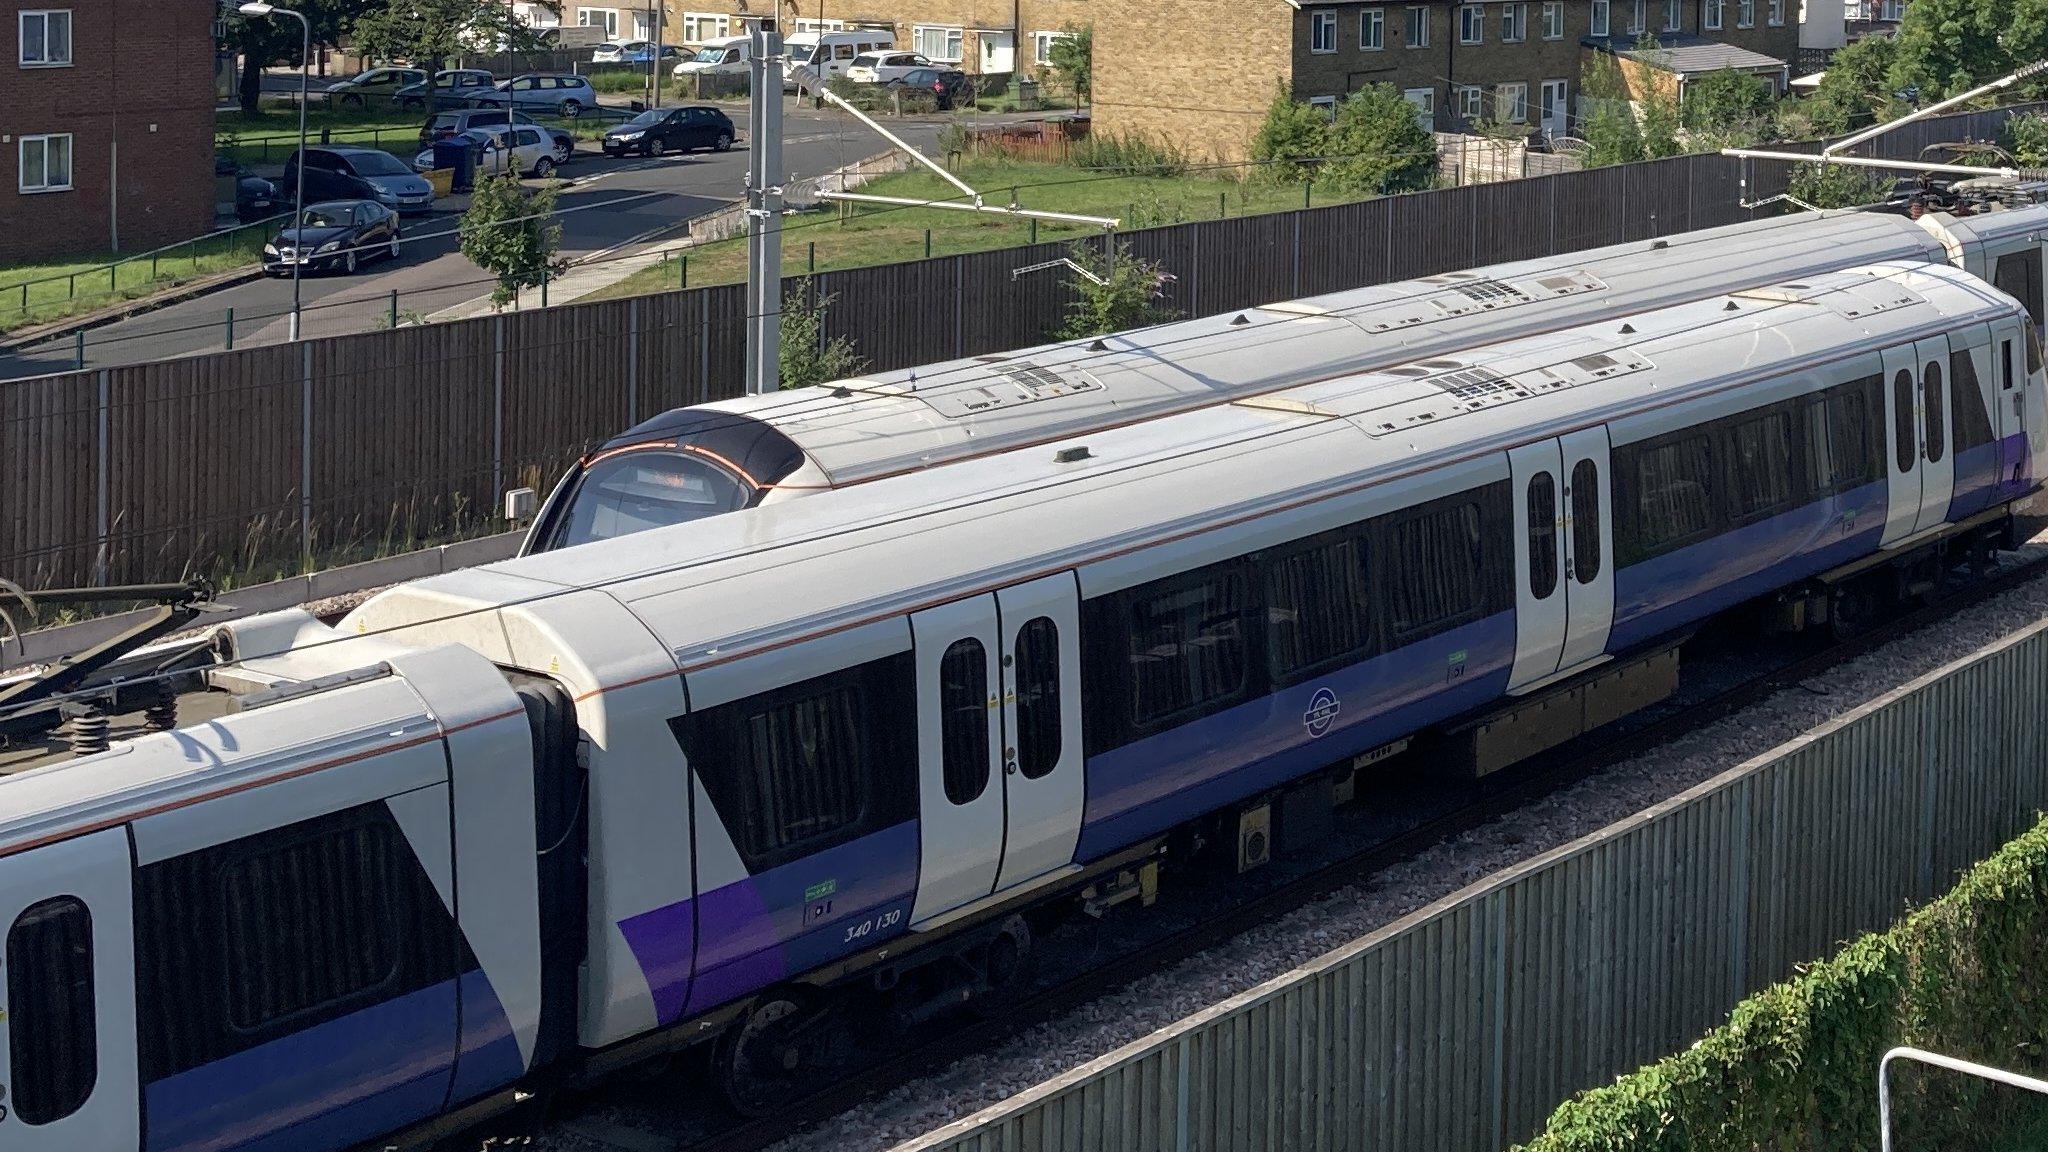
[0,103,968,379]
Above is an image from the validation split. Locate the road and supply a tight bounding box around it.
[0,107,950,379]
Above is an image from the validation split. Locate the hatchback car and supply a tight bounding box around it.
[282,146,437,214]
[601,105,736,156]
[845,51,932,84]
[263,200,401,276]
[328,66,428,107]
[393,68,496,109]
[589,41,628,62]
[414,126,559,178]
[891,67,973,110]
[420,108,575,164]
[469,73,597,117]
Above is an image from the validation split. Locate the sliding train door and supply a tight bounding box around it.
[909,597,1006,925]
[991,574,1084,893]
[0,829,138,1151]
[1557,427,1615,670]
[1507,428,1614,690]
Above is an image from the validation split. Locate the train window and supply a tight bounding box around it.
[1825,376,1884,491]
[1570,459,1601,583]
[1951,349,1997,455]
[2004,340,2016,392]
[1265,531,1375,685]
[1381,499,1488,643]
[1922,362,1946,464]
[1624,432,1717,562]
[1526,473,1558,599]
[7,896,97,1124]
[1013,618,1061,780]
[1125,566,1250,729]
[938,639,991,805]
[221,822,401,1032]
[1723,409,1798,522]
[1893,369,1916,474]
[548,449,756,550]
[673,657,914,874]
[1994,251,2045,329]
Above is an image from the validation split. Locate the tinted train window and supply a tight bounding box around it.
[1265,531,1374,685]
[1724,409,1798,521]
[1526,473,1557,599]
[938,639,990,805]
[673,656,914,873]
[221,823,401,1031]
[1013,618,1061,780]
[1995,251,2044,328]
[1922,362,1946,464]
[1570,459,1601,583]
[1951,349,1997,455]
[2004,340,2017,392]
[550,449,755,549]
[7,896,96,1124]
[1381,500,1488,642]
[1893,369,1916,473]
[1625,432,1717,561]
[1826,376,1884,491]
[1126,567,1249,729]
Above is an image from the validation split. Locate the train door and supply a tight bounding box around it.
[1992,316,2034,501]
[909,596,1006,925]
[1912,334,1955,535]
[0,829,138,1152]
[991,574,1085,893]
[1507,440,1567,691]
[1880,344,1923,546]
[1557,427,1616,670]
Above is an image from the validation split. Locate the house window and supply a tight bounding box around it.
[1768,0,1785,23]
[1403,86,1436,128]
[1362,7,1385,49]
[1629,0,1646,32]
[18,9,71,66]
[1737,0,1754,25]
[576,7,617,36]
[1405,5,1430,46]
[1542,1,1565,38]
[1309,94,1338,119]
[913,24,964,62]
[1455,84,1484,121]
[1460,3,1484,42]
[1311,10,1338,52]
[1591,0,1611,34]
[1498,81,1529,123]
[1665,0,1682,29]
[1703,0,1723,29]
[1032,29,1071,65]
[1502,3,1527,41]
[1880,0,1903,18]
[681,11,726,40]
[18,133,71,193]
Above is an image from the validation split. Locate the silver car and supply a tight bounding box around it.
[468,73,597,118]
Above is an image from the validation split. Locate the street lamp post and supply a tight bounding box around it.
[238,1,310,341]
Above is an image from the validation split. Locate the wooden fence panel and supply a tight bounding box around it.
[1388,186,1479,281]
[501,298,636,496]
[1,369,99,587]
[1296,197,1397,297]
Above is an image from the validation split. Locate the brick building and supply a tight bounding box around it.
[1096,0,1802,161]
[2,0,217,262]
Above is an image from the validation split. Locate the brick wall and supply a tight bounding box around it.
[0,0,217,262]
[1093,0,1292,163]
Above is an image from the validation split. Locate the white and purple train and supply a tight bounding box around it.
[2,222,2046,1152]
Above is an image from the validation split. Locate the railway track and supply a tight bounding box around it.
[518,552,2048,1152]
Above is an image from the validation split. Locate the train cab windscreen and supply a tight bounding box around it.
[546,449,757,550]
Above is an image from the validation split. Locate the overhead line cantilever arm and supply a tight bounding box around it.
[1717,147,2028,180]
[1825,60,2048,158]
[819,190,1120,228]
[795,64,984,203]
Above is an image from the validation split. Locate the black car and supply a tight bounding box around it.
[282,147,438,215]
[235,175,286,223]
[891,67,972,110]
[602,105,736,157]
[263,200,402,276]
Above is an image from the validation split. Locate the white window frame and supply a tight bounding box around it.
[19,8,72,66]
[1498,81,1529,123]
[1454,83,1484,121]
[1880,0,1903,18]
[1768,0,1785,23]
[577,7,618,36]
[1308,95,1339,120]
[1361,7,1385,49]
[1405,5,1430,46]
[1310,10,1338,52]
[1664,0,1681,29]
[1403,86,1436,130]
[1032,29,1071,65]
[1737,0,1754,25]
[1703,0,1722,29]
[1591,0,1611,35]
[912,24,964,63]
[1502,3,1526,41]
[1459,3,1484,43]
[681,11,728,41]
[1542,1,1565,38]
[18,132,72,193]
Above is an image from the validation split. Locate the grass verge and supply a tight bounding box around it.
[0,224,272,336]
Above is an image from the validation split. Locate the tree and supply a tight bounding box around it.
[221,0,376,115]
[1248,82,1331,185]
[1807,34,1897,135]
[1681,69,1777,144]
[1631,36,1682,159]
[1047,23,1092,104]
[1582,53,1645,166]
[779,280,868,390]
[351,0,555,112]
[458,174,567,308]
[1054,243,1178,339]
[2007,113,2048,167]
[1320,84,1438,194]
[1788,161,1899,209]
[1886,0,2048,101]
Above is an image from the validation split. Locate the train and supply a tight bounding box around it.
[515,202,2048,556]
[1,247,2045,1150]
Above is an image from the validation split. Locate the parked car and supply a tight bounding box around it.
[467,72,596,117]
[601,104,736,156]
[413,125,559,178]
[235,174,286,223]
[328,66,428,107]
[589,40,630,62]
[845,50,932,85]
[281,146,437,214]
[891,66,973,110]
[393,68,496,109]
[262,200,401,276]
[673,34,753,76]
[420,108,575,164]
[782,29,895,90]
[621,43,684,65]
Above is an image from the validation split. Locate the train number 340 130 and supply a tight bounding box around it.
[844,907,905,942]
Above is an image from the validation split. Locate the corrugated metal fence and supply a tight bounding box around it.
[891,614,2048,1152]
[0,105,2029,588]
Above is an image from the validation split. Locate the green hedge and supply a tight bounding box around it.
[1519,816,2048,1152]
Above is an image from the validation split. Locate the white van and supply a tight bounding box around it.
[673,34,754,76]
[782,28,896,90]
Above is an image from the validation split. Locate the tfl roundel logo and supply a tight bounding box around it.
[1303,687,1342,738]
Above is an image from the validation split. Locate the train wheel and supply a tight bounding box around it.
[1830,579,1882,641]
[716,992,815,1118]
[973,915,1034,1016]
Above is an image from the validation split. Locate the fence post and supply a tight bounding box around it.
[299,341,314,567]
[628,297,640,426]
[224,307,235,350]
[540,266,549,308]
[924,229,932,259]
[109,264,117,295]
[1304,181,1312,209]
[74,330,85,370]
[1029,218,1037,245]
[1219,190,1227,220]
[94,369,110,587]
[681,253,688,290]
[493,314,506,505]
[808,241,816,273]
[389,289,398,329]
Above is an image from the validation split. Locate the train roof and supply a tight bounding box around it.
[349,261,2017,685]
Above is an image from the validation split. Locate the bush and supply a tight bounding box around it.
[1249,82,1331,185]
[1520,815,2048,1152]
[1053,241,1178,339]
[1582,54,1644,167]
[2006,114,2048,168]
[1320,83,1438,195]
[1072,131,1190,176]
[779,278,867,390]
[1788,161,1899,209]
